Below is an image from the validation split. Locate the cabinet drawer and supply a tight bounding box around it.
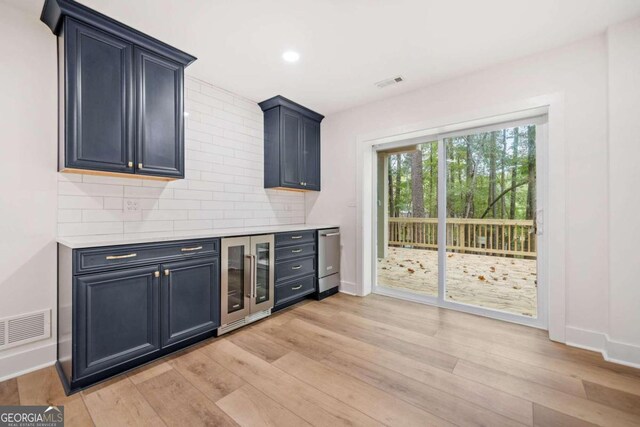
[275,242,316,261]
[275,230,315,247]
[275,275,315,307]
[275,256,315,283]
[75,239,219,274]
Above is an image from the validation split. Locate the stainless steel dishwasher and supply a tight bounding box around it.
[316,228,340,300]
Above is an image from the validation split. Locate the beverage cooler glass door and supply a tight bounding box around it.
[221,237,251,325]
[250,235,275,312]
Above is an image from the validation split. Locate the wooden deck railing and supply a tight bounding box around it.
[388,217,536,257]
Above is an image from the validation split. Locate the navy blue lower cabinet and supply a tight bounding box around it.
[74,265,161,380]
[57,238,220,394]
[161,258,220,348]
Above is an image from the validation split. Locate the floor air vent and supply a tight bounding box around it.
[0,309,50,351]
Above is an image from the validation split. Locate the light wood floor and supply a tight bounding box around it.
[1,293,640,427]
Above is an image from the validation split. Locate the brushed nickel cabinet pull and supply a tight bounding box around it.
[138,163,143,169]
[291,285,302,290]
[164,269,170,276]
[291,235,302,240]
[291,265,302,270]
[127,161,133,167]
[291,248,302,253]
[181,246,203,252]
[154,271,160,278]
[106,253,137,260]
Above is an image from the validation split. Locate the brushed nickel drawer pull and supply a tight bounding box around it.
[291,285,302,290]
[106,253,137,260]
[181,246,203,252]
[291,265,302,270]
[291,235,302,240]
[291,248,303,253]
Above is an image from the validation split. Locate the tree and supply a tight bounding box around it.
[526,126,536,219]
[393,154,402,216]
[500,129,507,218]
[487,131,498,218]
[411,148,425,217]
[510,128,519,219]
[388,155,395,218]
[464,136,476,218]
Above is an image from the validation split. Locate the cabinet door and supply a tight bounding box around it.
[280,107,303,188]
[250,235,275,313]
[135,48,184,178]
[65,19,134,173]
[74,266,159,380]
[302,117,321,191]
[221,237,252,325]
[160,258,219,348]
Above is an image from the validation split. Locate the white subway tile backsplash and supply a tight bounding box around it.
[58,182,124,197]
[124,221,173,234]
[82,209,142,223]
[58,209,82,223]
[173,219,212,231]
[158,199,200,210]
[124,186,173,199]
[58,222,123,236]
[59,195,104,209]
[173,189,212,200]
[188,210,224,220]
[56,76,305,238]
[142,210,189,221]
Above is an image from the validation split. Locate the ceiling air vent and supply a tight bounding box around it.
[0,309,50,351]
[375,76,404,89]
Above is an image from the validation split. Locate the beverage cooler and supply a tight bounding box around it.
[219,235,275,334]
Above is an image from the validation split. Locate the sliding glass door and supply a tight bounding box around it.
[376,142,439,299]
[374,118,546,327]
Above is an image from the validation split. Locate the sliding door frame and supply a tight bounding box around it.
[371,114,549,329]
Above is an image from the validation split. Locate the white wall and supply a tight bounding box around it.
[307,34,635,361]
[0,4,58,379]
[57,77,305,241]
[607,17,640,365]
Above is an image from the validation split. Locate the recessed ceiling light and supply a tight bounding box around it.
[282,51,300,63]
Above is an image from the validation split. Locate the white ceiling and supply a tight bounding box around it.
[6,0,640,114]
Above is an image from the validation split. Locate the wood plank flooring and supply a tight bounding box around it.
[2,293,640,426]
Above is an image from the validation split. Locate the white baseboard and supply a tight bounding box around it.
[339,280,357,295]
[0,342,56,382]
[566,326,640,369]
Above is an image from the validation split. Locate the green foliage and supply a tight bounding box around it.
[387,125,536,220]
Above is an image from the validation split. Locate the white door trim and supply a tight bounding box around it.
[357,93,566,342]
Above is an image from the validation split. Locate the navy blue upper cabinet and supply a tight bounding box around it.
[64,19,134,173]
[41,0,195,180]
[259,96,324,191]
[135,49,184,178]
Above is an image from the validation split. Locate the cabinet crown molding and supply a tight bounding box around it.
[259,95,325,123]
[41,0,196,66]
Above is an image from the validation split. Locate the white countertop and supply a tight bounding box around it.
[56,224,338,249]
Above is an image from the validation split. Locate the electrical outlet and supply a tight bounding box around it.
[124,199,140,212]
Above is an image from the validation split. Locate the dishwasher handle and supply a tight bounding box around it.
[321,232,340,237]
